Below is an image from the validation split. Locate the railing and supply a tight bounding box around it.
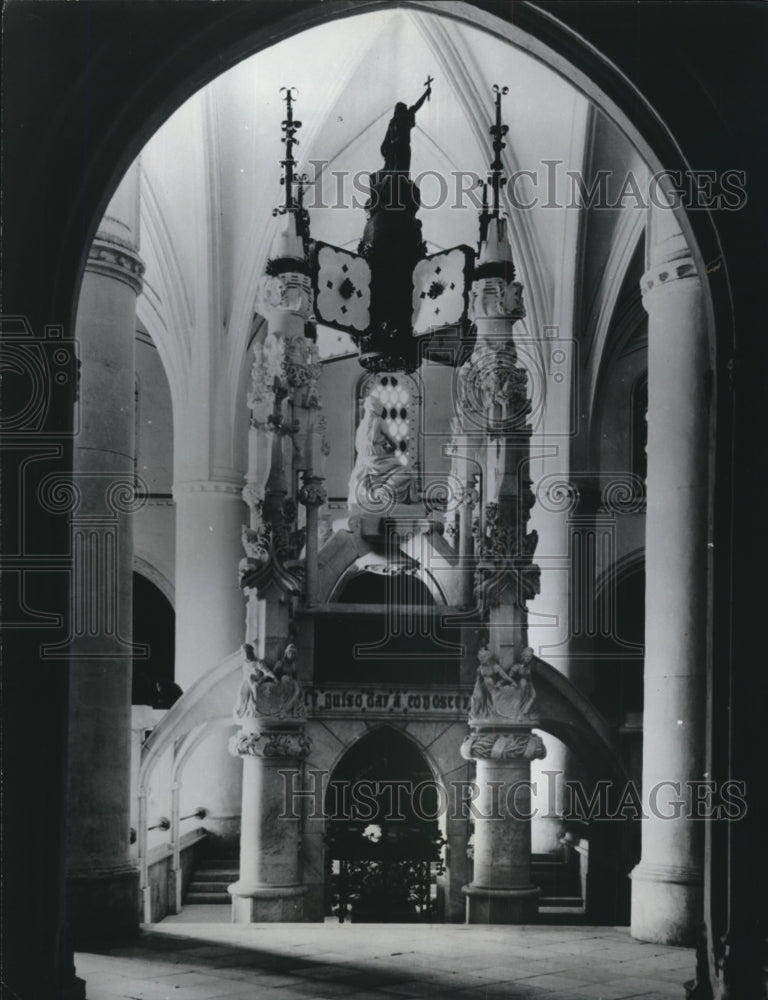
[145,828,208,923]
[138,721,223,922]
[329,858,443,923]
[137,650,242,923]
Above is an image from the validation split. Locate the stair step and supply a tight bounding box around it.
[540,896,584,908]
[185,891,231,904]
[202,859,240,869]
[537,907,587,925]
[189,880,233,893]
[193,870,238,883]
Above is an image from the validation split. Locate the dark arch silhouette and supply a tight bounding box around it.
[316,571,460,684]
[324,726,443,922]
[131,572,180,708]
[4,4,761,996]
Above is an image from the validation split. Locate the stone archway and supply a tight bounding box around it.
[323,726,444,922]
[4,4,749,997]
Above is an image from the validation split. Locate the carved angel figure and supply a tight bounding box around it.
[234,643,276,719]
[233,639,304,720]
[271,640,303,718]
[469,644,537,720]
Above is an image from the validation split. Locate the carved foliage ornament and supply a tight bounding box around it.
[460,731,546,761]
[248,337,284,429]
[238,510,305,597]
[229,730,311,759]
[456,346,532,433]
[298,480,328,507]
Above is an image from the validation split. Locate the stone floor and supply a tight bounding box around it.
[76,912,694,1000]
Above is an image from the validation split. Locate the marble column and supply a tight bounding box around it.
[66,165,144,943]
[172,479,245,852]
[462,726,547,922]
[228,720,311,921]
[630,213,709,946]
[173,480,245,687]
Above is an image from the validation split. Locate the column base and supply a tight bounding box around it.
[463,884,540,924]
[630,863,703,946]
[229,882,308,922]
[67,865,140,946]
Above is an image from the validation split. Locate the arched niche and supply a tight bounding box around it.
[315,570,462,685]
[132,570,178,708]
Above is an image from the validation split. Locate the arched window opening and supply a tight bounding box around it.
[132,573,180,708]
[324,727,443,922]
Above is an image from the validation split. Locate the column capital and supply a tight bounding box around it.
[298,476,327,508]
[86,234,144,295]
[461,729,546,761]
[228,728,311,759]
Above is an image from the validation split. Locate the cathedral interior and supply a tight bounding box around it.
[2,3,766,1000]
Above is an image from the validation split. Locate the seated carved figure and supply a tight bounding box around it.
[234,642,275,719]
[469,644,537,721]
[271,641,303,718]
[234,640,304,720]
[348,393,419,510]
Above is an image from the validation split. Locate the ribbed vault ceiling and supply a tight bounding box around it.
[133,6,645,475]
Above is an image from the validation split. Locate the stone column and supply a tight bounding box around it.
[462,726,547,922]
[231,203,315,921]
[630,212,709,946]
[173,480,245,687]
[172,478,244,852]
[228,717,311,921]
[66,165,144,943]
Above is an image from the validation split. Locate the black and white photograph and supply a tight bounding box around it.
[1,2,766,998]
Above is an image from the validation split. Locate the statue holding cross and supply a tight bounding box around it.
[379,77,433,173]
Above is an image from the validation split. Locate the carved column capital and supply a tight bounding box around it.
[229,728,311,760]
[460,729,546,762]
[299,478,327,508]
[86,235,145,295]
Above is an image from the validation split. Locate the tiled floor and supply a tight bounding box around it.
[76,913,694,1000]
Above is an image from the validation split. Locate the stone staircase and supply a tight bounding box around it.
[184,859,239,905]
[531,852,585,922]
